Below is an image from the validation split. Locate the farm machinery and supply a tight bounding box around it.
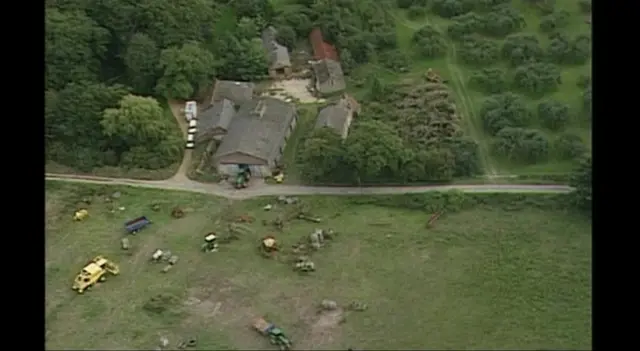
[252,317,292,350]
[233,166,251,189]
[72,256,120,294]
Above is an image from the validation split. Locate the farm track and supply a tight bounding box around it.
[46,173,572,200]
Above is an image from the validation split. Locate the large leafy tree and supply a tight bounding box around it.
[344,120,407,183]
[123,33,161,95]
[45,9,110,90]
[155,42,217,100]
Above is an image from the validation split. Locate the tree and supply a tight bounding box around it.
[297,127,346,182]
[101,95,182,169]
[155,42,216,100]
[123,33,160,95]
[45,9,110,90]
[513,62,562,96]
[458,35,500,66]
[230,0,274,21]
[407,148,457,181]
[412,25,448,59]
[447,12,484,41]
[339,48,357,74]
[379,50,411,72]
[539,10,569,32]
[369,76,391,101]
[344,120,407,183]
[446,136,482,177]
[493,127,549,164]
[46,82,131,170]
[138,0,217,48]
[582,85,592,119]
[214,35,269,81]
[578,0,591,13]
[502,33,543,66]
[407,5,427,20]
[481,4,526,37]
[469,68,508,94]
[431,0,474,18]
[547,33,591,65]
[236,17,259,41]
[537,100,570,131]
[275,25,297,50]
[554,133,587,160]
[397,0,429,9]
[480,93,532,135]
[569,154,591,212]
[576,75,591,89]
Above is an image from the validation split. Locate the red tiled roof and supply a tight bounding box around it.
[309,28,339,61]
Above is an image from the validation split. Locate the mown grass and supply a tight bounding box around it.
[46,182,591,350]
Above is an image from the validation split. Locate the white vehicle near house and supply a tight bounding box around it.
[184,101,197,121]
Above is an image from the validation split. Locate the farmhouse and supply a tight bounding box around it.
[309,28,346,95]
[261,27,292,78]
[196,99,236,143]
[209,80,255,106]
[315,94,360,139]
[213,97,298,177]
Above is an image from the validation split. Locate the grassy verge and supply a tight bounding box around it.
[46,182,591,350]
[279,104,321,184]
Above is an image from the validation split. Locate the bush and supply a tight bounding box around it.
[513,62,562,96]
[412,25,448,58]
[407,5,427,19]
[578,0,591,13]
[480,93,532,135]
[469,68,508,94]
[547,33,591,65]
[576,75,591,89]
[379,50,411,72]
[502,33,544,66]
[539,10,569,32]
[555,133,587,160]
[537,100,570,131]
[582,85,592,119]
[431,0,474,18]
[447,12,484,40]
[458,35,500,66]
[493,127,549,164]
[397,0,429,9]
[481,4,526,37]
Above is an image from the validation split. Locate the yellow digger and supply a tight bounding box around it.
[72,256,120,294]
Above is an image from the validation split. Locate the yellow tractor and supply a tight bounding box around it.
[72,256,120,294]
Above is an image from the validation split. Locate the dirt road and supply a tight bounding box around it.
[45,173,573,200]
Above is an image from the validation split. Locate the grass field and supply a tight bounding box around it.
[346,0,591,177]
[46,181,591,350]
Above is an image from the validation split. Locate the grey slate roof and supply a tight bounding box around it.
[315,104,350,133]
[312,59,346,94]
[211,80,255,105]
[261,27,291,69]
[198,99,236,135]
[214,97,296,163]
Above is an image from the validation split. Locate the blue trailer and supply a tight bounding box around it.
[125,216,151,234]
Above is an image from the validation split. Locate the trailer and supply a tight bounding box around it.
[125,216,151,234]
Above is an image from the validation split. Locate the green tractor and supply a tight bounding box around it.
[234,165,251,189]
[253,317,292,350]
